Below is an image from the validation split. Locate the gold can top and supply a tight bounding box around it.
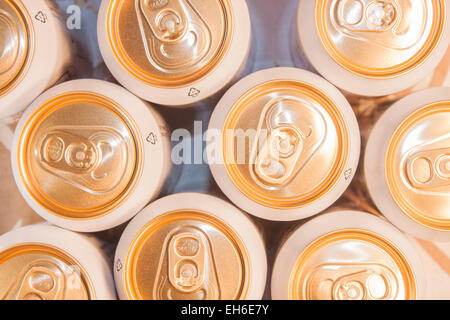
[0,244,93,300]
[0,0,31,96]
[106,0,233,87]
[386,101,450,231]
[315,0,446,78]
[288,229,416,300]
[222,80,349,209]
[16,92,142,219]
[124,210,250,300]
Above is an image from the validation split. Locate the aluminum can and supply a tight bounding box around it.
[114,193,267,300]
[12,79,171,232]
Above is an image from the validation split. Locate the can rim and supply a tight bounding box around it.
[16,91,143,220]
[221,79,349,210]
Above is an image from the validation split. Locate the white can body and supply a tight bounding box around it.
[208,67,360,221]
[97,0,252,107]
[114,192,267,300]
[295,0,450,97]
[365,87,450,241]
[0,223,116,300]
[271,211,425,300]
[0,0,74,121]
[11,79,172,232]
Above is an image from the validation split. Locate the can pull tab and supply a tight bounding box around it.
[2,261,65,300]
[0,9,20,75]
[254,125,306,186]
[337,0,397,31]
[306,264,398,300]
[250,96,326,188]
[38,127,129,194]
[136,0,212,71]
[335,0,425,50]
[406,147,450,189]
[332,268,397,300]
[154,227,220,300]
[168,232,206,293]
[40,130,98,175]
[139,0,188,42]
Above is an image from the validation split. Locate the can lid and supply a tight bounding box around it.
[222,80,349,209]
[0,0,31,95]
[16,92,142,219]
[124,210,250,300]
[314,0,446,79]
[105,0,233,87]
[386,101,450,231]
[0,244,94,300]
[288,229,416,300]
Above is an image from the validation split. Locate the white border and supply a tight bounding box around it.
[97,0,251,106]
[365,87,450,242]
[297,0,450,97]
[0,224,116,299]
[114,192,267,300]
[271,211,426,300]
[11,79,170,232]
[0,0,73,120]
[207,67,361,221]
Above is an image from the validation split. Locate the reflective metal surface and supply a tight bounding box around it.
[314,0,446,78]
[0,244,93,300]
[106,0,232,86]
[386,101,450,230]
[125,211,249,300]
[222,80,349,209]
[0,0,31,96]
[288,230,416,300]
[16,92,141,219]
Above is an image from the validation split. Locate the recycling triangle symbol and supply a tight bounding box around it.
[188,88,201,98]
